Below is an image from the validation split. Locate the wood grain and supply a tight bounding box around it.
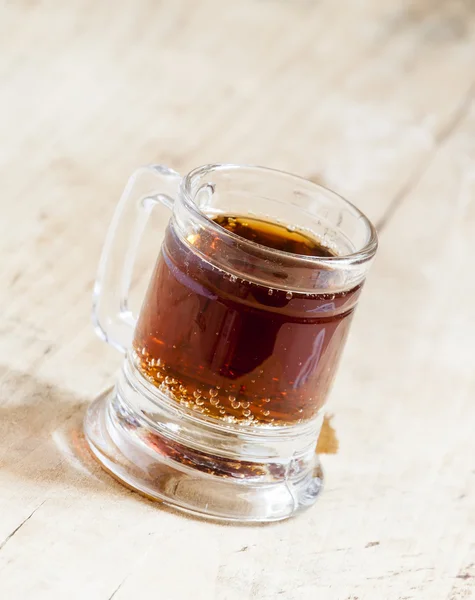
[0,1,474,598]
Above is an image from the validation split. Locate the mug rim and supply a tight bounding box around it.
[181,163,378,266]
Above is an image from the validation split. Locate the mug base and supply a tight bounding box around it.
[84,387,324,523]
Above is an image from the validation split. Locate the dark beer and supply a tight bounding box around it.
[133,215,360,426]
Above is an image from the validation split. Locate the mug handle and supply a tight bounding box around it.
[92,165,181,353]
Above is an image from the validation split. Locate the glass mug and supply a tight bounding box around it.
[84,164,377,522]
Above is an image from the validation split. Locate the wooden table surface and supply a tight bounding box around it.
[1,2,474,599]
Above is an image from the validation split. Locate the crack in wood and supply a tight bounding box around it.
[0,500,46,552]
[447,562,475,599]
[107,574,130,600]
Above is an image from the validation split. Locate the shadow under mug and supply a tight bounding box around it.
[84,164,377,522]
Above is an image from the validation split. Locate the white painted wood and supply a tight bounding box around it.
[0,1,474,598]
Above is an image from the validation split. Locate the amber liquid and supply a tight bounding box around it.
[133,215,361,426]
